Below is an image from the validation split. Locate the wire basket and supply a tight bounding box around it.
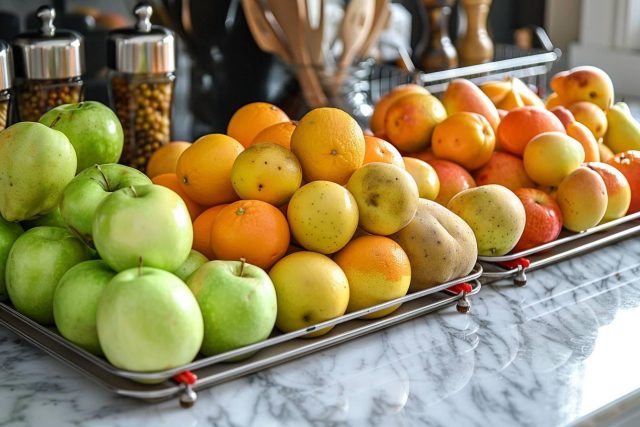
[335,28,561,128]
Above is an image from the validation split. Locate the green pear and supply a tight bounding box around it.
[0,122,77,222]
[603,102,640,153]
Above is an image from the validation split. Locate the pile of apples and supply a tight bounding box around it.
[371,65,640,257]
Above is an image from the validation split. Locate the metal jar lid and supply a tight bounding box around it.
[107,3,176,74]
[0,41,12,91]
[12,6,85,80]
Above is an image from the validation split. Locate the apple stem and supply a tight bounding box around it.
[96,164,111,191]
[48,114,62,128]
[130,185,138,197]
[239,257,246,277]
[138,256,143,275]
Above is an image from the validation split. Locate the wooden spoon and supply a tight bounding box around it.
[241,0,291,63]
[268,0,328,107]
[306,0,326,67]
[359,0,390,58]
[338,0,375,69]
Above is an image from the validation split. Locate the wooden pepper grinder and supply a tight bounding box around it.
[421,0,458,72]
[458,0,494,65]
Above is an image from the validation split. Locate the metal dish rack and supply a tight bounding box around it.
[479,212,640,286]
[336,28,560,126]
[0,265,482,407]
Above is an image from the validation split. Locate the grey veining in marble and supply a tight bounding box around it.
[1,237,640,427]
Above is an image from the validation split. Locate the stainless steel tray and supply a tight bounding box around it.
[479,212,640,285]
[0,265,482,407]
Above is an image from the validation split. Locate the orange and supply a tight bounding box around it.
[431,112,496,170]
[333,236,411,319]
[290,107,365,185]
[210,200,290,269]
[192,204,228,260]
[369,84,429,134]
[363,135,405,168]
[250,121,297,149]
[151,173,204,221]
[384,92,447,152]
[146,141,191,178]
[497,106,565,156]
[227,102,289,147]
[176,133,243,206]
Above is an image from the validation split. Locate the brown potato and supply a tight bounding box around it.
[390,198,477,291]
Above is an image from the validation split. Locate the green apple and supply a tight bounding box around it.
[60,164,151,245]
[21,206,66,230]
[187,259,277,357]
[0,122,77,222]
[6,226,93,324]
[93,184,193,272]
[0,218,23,301]
[53,260,116,355]
[173,249,208,282]
[447,184,526,256]
[39,101,124,173]
[97,267,203,372]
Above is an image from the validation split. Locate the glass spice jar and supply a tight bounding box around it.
[107,3,176,172]
[0,41,14,130]
[12,6,84,122]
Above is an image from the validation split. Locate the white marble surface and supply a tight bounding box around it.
[1,237,640,427]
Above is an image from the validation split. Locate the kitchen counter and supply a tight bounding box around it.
[1,236,640,427]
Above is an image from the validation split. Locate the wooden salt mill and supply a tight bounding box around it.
[421,0,458,72]
[458,0,494,65]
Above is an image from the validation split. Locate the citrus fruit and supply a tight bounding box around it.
[402,157,440,200]
[151,173,204,220]
[384,92,447,152]
[192,204,228,259]
[431,112,495,170]
[290,107,365,185]
[210,200,290,269]
[269,251,349,337]
[146,141,191,178]
[227,102,289,147]
[363,135,405,168]
[347,163,419,235]
[333,236,411,319]
[497,106,565,156]
[287,181,359,254]
[250,121,297,149]
[176,133,243,206]
[231,143,302,206]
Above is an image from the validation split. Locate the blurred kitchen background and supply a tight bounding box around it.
[2,0,636,141]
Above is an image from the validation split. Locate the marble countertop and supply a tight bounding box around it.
[1,236,640,427]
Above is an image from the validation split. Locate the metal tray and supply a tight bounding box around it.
[479,212,640,285]
[0,265,482,407]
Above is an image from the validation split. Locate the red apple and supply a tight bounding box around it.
[585,162,631,222]
[474,151,535,191]
[512,188,563,252]
[606,150,640,214]
[426,159,476,206]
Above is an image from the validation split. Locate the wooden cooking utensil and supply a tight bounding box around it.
[268,0,328,107]
[338,0,375,69]
[359,0,390,58]
[305,0,326,67]
[241,0,291,63]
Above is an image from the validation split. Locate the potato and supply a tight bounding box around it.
[390,199,477,291]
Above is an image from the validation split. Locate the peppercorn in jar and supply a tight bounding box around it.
[0,41,14,130]
[12,6,84,123]
[107,3,176,172]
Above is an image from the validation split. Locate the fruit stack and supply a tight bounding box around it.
[370,65,639,256]
[0,97,478,375]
